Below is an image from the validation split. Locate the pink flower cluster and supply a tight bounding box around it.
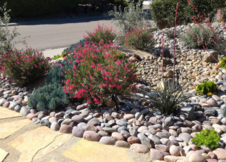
[62,43,137,107]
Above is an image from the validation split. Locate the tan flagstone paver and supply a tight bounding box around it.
[0,148,8,162]
[8,127,62,162]
[0,107,22,119]
[62,139,133,162]
[0,119,31,139]
[49,160,57,162]
[33,134,72,161]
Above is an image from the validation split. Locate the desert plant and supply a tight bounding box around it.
[45,59,77,86]
[137,79,189,115]
[124,27,156,50]
[192,129,220,149]
[0,3,26,56]
[28,83,69,111]
[179,26,221,49]
[167,30,180,39]
[195,80,218,95]
[84,25,117,45]
[62,43,138,108]
[0,48,51,86]
[108,0,153,44]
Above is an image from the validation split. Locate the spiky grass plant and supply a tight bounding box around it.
[137,79,189,115]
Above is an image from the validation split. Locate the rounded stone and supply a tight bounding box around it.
[26,113,37,120]
[130,144,149,153]
[111,132,124,140]
[59,125,73,133]
[83,131,101,141]
[115,141,130,148]
[72,115,84,123]
[169,145,180,156]
[189,152,205,162]
[99,137,116,145]
[72,127,85,137]
[127,136,141,144]
[50,122,60,131]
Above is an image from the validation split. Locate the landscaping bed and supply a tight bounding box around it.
[1,1,226,162]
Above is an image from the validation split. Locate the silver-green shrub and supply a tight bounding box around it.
[108,0,153,45]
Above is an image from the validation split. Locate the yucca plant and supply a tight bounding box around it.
[137,79,189,115]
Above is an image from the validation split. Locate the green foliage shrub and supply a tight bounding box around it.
[192,129,220,149]
[217,57,226,69]
[0,0,79,18]
[45,59,78,86]
[28,83,69,111]
[124,27,156,50]
[85,25,117,45]
[195,80,218,95]
[0,48,51,86]
[63,43,138,108]
[137,79,189,115]
[179,26,220,49]
[0,3,26,56]
[150,0,226,29]
[109,0,152,45]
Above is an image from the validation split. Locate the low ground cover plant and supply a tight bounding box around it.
[195,80,218,95]
[192,129,220,149]
[124,27,156,50]
[180,26,220,49]
[62,43,138,108]
[28,83,69,111]
[217,57,226,68]
[62,38,87,55]
[0,48,51,86]
[84,25,117,45]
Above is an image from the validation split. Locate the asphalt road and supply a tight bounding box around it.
[10,5,153,52]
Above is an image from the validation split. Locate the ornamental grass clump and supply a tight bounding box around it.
[124,27,156,50]
[28,83,69,111]
[84,25,117,46]
[62,43,138,108]
[137,79,189,115]
[0,48,51,86]
[192,129,220,149]
[195,80,218,95]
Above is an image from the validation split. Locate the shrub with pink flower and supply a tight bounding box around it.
[63,43,138,108]
[84,25,117,46]
[124,27,156,50]
[0,48,51,86]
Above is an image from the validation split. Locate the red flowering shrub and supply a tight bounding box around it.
[84,25,117,46]
[124,27,156,50]
[62,43,138,108]
[0,48,51,86]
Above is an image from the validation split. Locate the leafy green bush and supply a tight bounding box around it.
[63,43,138,108]
[137,79,189,115]
[179,26,220,49]
[217,57,226,69]
[0,48,51,86]
[85,25,117,45]
[116,51,127,59]
[0,3,26,56]
[195,80,218,95]
[0,0,79,18]
[28,83,69,111]
[109,0,152,45]
[45,59,77,86]
[150,0,225,29]
[192,129,220,149]
[124,27,156,50]
[62,38,87,54]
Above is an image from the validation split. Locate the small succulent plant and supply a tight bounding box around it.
[195,80,218,95]
[28,83,69,111]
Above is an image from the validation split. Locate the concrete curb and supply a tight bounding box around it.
[0,23,18,27]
